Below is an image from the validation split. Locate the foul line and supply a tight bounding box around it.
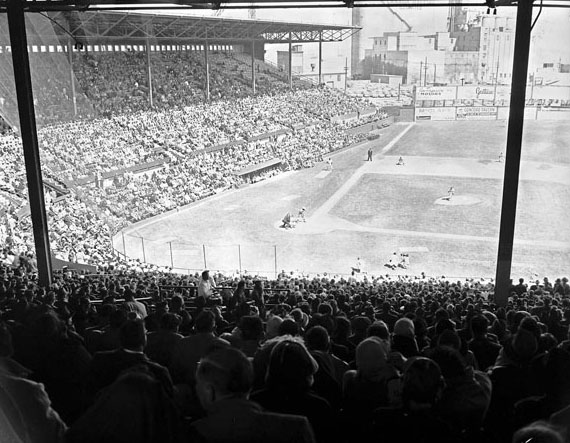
[312,123,415,219]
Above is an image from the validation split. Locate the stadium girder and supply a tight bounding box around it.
[37,11,360,44]
[1,0,570,10]
[0,10,360,45]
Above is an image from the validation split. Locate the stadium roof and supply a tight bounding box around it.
[1,0,570,11]
[33,10,359,44]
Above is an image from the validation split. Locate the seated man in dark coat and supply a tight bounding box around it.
[367,357,457,443]
[87,319,173,401]
[189,347,315,443]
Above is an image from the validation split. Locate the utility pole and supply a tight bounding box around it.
[494,57,500,104]
[433,63,437,85]
[419,61,423,86]
[424,57,428,87]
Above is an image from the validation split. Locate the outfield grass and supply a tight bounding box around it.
[332,174,502,237]
[394,120,570,164]
[331,174,570,242]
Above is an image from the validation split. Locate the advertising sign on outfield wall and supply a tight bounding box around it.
[456,106,498,120]
[415,107,456,121]
[415,86,457,101]
[457,85,511,101]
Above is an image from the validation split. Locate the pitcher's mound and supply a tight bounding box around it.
[434,195,481,206]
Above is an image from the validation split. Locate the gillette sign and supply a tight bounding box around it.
[457,85,511,101]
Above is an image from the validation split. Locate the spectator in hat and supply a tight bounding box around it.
[305,325,345,409]
[190,347,315,443]
[144,300,169,332]
[377,301,399,332]
[430,346,492,436]
[331,316,354,362]
[367,357,456,443]
[170,310,229,384]
[486,327,543,442]
[251,337,335,443]
[348,316,371,349]
[342,336,400,439]
[469,314,501,371]
[145,312,183,368]
[291,308,310,332]
[265,314,283,340]
[392,317,420,358]
[87,319,173,401]
[367,320,390,341]
[235,315,265,358]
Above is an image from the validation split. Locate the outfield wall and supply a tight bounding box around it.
[413,85,570,121]
[415,106,570,121]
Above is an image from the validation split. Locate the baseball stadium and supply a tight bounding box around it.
[1,1,570,442]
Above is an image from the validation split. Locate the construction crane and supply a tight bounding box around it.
[212,1,223,16]
[212,2,255,19]
[387,7,412,32]
[248,4,256,19]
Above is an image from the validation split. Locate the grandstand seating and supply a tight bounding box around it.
[1,257,569,442]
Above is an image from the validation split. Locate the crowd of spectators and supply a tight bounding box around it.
[33,87,375,181]
[73,49,317,117]
[1,260,570,442]
[1,80,380,264]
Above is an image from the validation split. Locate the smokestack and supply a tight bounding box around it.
[351,8,362,78]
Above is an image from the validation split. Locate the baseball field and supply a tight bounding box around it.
[116,119,570,280]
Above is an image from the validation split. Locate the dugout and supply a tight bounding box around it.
[234,158,283,183]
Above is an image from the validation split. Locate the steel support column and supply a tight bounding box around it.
[251,39,256,94]
[288,32,293,90]
[318,32,323,86]
[8,0,52,286]
[67,40,77,117]
[494,0,534,307]
[204,40,210,101]
[146,38,154,107]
